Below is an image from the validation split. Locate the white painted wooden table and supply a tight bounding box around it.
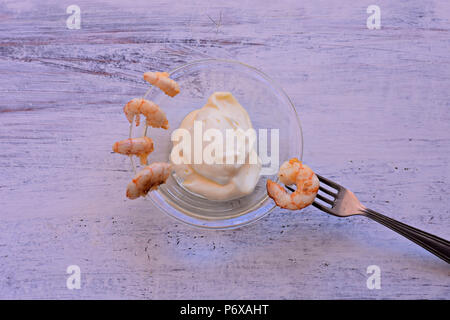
[0,0,449,299]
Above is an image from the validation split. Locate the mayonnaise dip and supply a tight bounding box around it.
[170,92,261,200]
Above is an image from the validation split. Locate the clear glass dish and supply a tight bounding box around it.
[129,59,303,229]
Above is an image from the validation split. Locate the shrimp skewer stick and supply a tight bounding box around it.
[126,162,172,199]
[266,158,319,210]
[112,136,154,165]
[143,71,180,97]
[123,98,169,129]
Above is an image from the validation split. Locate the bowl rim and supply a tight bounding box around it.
[134,58,303,229]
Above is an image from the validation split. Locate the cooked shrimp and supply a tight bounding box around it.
[112,136,154,165]
[123,98,169,129]
[143,71,180,97]
[126,162,172,199]
[266,158,319,210]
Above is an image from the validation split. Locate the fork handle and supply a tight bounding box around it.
[363,208,450,264]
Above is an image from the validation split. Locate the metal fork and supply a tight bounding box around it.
[291,174,450,264]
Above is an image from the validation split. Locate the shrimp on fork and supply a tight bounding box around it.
[266,158,319,210]
[143,71,180,97]
[126,162,172,199]
[123,98,169,129]
[112,136,154,165]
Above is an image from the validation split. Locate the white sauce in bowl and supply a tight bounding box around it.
[170,92,261,200]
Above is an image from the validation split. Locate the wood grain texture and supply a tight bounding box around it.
[0,0,449,299]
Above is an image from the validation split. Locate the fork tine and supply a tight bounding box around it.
[316,174,341,190]
[285,176,340,193]
[312,201,333,214]
[285,185,295,192]
[282,177,336,214]
[316,194,334,205]
[319,186,337,197]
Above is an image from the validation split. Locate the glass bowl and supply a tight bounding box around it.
[129,59,303,229]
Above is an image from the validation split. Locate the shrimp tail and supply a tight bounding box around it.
[139,153,149,165]
[143,71,180,97]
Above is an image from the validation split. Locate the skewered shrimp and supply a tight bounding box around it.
[126,162,172,199]
[266,158,319,210]
[123,98,169,129]
[112,136,154,165]
[143,71,180,97]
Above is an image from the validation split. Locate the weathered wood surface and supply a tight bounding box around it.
[0,0,449,299]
